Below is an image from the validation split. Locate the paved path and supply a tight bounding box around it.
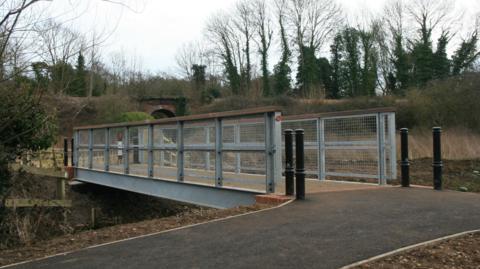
[8,188,480,269]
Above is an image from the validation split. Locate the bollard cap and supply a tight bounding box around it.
[284,129,293,134]
[432,127,442,132]
[294,129,305,134]
[400,128,408,133]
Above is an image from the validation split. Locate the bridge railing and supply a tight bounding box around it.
[282,108,397,184]
[73,107,282,194]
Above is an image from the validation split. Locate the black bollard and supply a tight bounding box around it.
[284,129,295,196]
[400,128,410,187]
[433,127,443,190]
[71,138,74,166]
[63,138,68,167]
[295,129,305,200]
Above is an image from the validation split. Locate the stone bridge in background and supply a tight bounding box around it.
[138,97,179,118]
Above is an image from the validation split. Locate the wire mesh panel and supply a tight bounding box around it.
[282,111,396,184]
[153,124,177,180]
[324,115,379,180]
[183,120,215,186]
[108,128,125,173]
[281,119,318,177]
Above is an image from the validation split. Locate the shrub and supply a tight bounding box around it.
[116,112,154,123]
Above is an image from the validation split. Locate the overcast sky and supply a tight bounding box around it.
[40,0,480,74]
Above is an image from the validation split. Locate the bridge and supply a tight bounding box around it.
[137,97,182,118]
[72,107,396,208]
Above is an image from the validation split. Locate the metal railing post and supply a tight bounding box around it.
[234,124,241,174]
[205,127,211,171]
[400,128,410,187]
[88,129,93,170]
[177,121,184,182]
[63,138,68,167]
[433,127,443,190]
[105,128,110,172]
[215,118,223,187]
[388,113,397,180]
[284,129,294,196]
[317,118,326,180]
[159,128,165,167]
[124,127,129,174]
[71,137,74,167]
[295,129,306,200]
[73,131,79,167]
[148,124,154,177]
[265,112,280,193]
[376,113,387,185]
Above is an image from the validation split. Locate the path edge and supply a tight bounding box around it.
[0,199,295,269]
[340,229,480,269]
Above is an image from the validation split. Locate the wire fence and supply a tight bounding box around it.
[282,109,397,184]
[74,107,396,195]
[74,107,282,194]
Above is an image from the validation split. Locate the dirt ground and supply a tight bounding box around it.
[0,203,270,267]
[392,158,480,192]
[356,232,480,269]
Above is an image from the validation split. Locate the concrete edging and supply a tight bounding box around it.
[340,229,480,269]
[0,199,295,269]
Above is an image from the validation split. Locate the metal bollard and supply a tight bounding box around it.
[295,129,305,200]
[71,138,74,166]
[433,127,443,190]
[400,128,410,187]
[63,138,68,167]
[284,129,294,196]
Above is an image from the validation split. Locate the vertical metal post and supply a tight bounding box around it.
[63,138,68,167]
[159,128,165,167]
[295,129,306,200]
[317,118,326,180]
[234,124,241,174]
[88,129,93,170]
[215,118,223,187]
[148,124,154,177]
[205,127,211,170]
[73,131,79,167]
[124,127,129,174]
[177,121,184,182]
[433,127,443,190]
[400,128,410,187]
[71,137,74,167]
[105,128,110,172]
[284,129,294,196]
[377,113,387,185]
[265,112,280,193]
[388,113,397,180]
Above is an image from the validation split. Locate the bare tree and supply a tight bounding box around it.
[252,0,273,96]
[233,0,255,93]
[287,0,343,54]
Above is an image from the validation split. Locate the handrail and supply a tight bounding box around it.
[74,106,282,130]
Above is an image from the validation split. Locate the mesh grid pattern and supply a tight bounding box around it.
[324,116,377,142]
[93,129,105,146]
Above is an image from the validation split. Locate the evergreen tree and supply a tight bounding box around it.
[341,27,361,97]
[191,64,207,92]
[317,57,333,96]
[432,33,451,80]
[452,32,479,75]
[71,52,87,96]
[359,30,378,96]
[273,9,291,96]
[329,34,342,99]
[392,35,409,95]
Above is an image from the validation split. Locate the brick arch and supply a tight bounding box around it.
[138,98,177,118]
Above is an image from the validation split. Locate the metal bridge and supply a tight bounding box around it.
[72,107,396,208]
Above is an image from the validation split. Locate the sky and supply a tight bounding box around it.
[39,0,480,75]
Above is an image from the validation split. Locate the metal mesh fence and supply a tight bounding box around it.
[74,110,281,193]
[282,112,396,184]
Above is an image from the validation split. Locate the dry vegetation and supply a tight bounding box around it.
[356,232,480,269]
